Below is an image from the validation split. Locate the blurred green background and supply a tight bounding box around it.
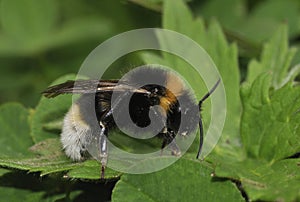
[1,0,300,107]
[0,0,161,107]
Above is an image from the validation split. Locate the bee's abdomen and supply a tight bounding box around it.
[61,103,91,161]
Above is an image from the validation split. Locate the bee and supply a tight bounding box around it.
[43,66,220,178]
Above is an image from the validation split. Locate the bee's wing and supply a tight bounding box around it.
[43,79,150,98]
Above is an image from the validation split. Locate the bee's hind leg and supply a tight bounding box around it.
[96,93,129,179]
[98,121,108,179]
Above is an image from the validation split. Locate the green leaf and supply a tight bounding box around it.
[67,159,120,180]
[246,25,297,88]
[215,74,300,201]
[163,0,194,37]
[212,19,300,201]
[215,158,300,201]
[30,74,76,143]
[0,137,120,179]
[241,74,300,161]
[112,158,244,202]
[199,0,246,30]
[0,138,78,175]
[0,103,33,157]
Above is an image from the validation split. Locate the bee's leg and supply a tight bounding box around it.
[96,93,129,179]
[160,127,168,155]
[148,107,179,156]
[167,131,181,156]
[161,130,181,156]
[98,121,108,179]
[97,92,128,179]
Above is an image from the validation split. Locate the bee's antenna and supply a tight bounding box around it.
[196,79,221,159]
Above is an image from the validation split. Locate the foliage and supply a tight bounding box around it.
[0,0,299,201]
